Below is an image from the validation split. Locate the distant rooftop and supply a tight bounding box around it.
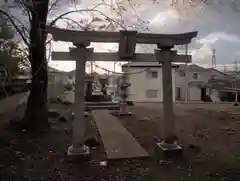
[48,67,68,73]
[177,64,206,72]
[25,66,67,74]
[122,62,179,68]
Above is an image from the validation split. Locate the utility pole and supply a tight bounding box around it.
[234,60,238,72]
[223,65,227,73]
[113,61,117,99]
[184,44,188,102]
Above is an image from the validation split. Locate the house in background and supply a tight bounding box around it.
[48,67,71,86]
[175,64,240,102]
[122,62,179,102]
[47,67,71,98]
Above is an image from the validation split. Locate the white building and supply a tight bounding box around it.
[175,64,240,102]
[48,67,71,86]
[47,67,71,99]
[122,62,178,102]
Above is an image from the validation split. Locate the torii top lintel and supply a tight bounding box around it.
[47,26,198,46]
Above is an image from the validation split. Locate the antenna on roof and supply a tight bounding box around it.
[212,48,216,69]
[234,60,239,72]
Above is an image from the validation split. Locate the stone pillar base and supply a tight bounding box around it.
[84,111,90,117]
[71,111,90,119]
[117,111,132,116]
[156,141,182,156]
[67,144,90,156]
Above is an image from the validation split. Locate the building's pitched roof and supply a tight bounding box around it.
[67,70,89,76]
[226,71,240,78]
[121,62,179,68]
[206,68,239,82]
[48,67,63,73]
[177,64,235,80]
[177,64,206,72]
[206,68,229,76]
[25,66,64,73]
[48,66,73,73]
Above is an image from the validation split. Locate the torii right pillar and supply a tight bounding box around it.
[155,46,183,154]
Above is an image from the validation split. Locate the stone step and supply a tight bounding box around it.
[87,105,120,110]
[85,102,117,106]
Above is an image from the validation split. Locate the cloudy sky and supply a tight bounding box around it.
[3,0,240,73]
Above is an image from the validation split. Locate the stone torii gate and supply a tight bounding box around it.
[47,26,197,156]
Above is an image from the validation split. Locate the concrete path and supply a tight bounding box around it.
[93,110,149,159]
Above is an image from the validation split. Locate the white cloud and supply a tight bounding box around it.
[236,50,240,55]
[192,44,213,63]
[200,32,240,44]
[7,0,240,72]
[149,9,179,29]
[49,40,119,72]
[192,31,240,66]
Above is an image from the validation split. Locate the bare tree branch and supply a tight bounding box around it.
[48,0,61,13]
[60,17,86,30]
[0,9,30,47]
[49,8,126,31]
[18,0,32,21]
[8,14,30,39]
[49,3,102,26]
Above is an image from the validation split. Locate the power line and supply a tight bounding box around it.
[93,63,150,75]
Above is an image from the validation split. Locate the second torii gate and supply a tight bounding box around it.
[48,26,197,156]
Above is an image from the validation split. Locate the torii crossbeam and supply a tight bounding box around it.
[47,26,197,46]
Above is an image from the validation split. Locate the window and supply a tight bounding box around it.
[146,90,158,98]
[193,72,200,80]
[147,71,158,79]
[176,87,181,100]
[178,70,186,77]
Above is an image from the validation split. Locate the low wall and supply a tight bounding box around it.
[0,91,29,115]
[175,101,232,104]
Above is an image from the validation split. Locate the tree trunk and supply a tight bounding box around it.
[21,0,50,131]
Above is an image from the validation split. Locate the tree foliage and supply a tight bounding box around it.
[0,24,14,40]
[0,23,24,78]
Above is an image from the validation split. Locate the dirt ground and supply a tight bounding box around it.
[0,102,240,181]
[0,102,153,181]
[119,103,240,181]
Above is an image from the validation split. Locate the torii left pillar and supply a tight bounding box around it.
[67,44,90,156]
